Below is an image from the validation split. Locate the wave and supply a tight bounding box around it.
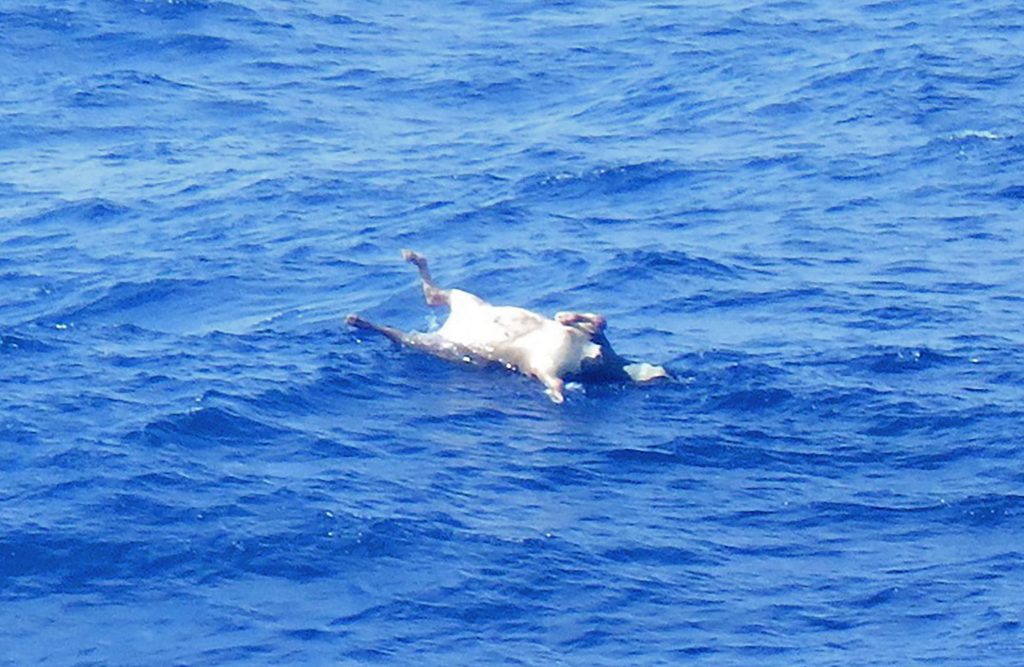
[40,276,297,335]
[19,198,131,226]
[854,347,958,373]
[518,161,693,200]
[0,512,459,597]
[131,405,289,450]
[0,332,55,354]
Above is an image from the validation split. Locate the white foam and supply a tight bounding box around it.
[953,129,1002,141]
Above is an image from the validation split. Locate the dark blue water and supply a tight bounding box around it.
[3,1,1024,664]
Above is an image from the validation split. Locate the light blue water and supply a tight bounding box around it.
[2,1,1024,664]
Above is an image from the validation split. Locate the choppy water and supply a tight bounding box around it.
[3,1,1024,664]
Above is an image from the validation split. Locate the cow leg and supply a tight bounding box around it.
[347,313,485,366]
[346,314,418,346]
[402,250,449,307]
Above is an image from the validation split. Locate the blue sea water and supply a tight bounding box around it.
[3,0,1024,663]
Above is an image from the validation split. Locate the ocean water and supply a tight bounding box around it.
[3,0,1024,664]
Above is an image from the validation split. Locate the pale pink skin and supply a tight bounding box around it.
[347,251,666,403]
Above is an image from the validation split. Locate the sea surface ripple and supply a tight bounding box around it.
[2,1,1023,664]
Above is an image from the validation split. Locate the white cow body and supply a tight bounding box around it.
[436,289,603,383]
[347,251,668,403]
